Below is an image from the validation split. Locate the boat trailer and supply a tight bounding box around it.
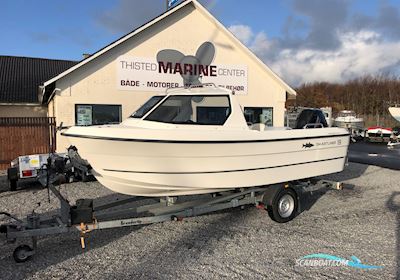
[0,177,342,263]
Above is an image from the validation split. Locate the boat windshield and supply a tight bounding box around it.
[338,111,356,117]
[145,95,231,125]
[131,96,164,118]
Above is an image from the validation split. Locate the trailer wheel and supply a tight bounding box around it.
[9,180,17,191]
[13,245,33,263]
[267,188,298,223]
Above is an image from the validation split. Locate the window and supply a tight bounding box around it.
[145,95,231,125]
[131,96,164,118]
[75,104,122,126]
[244,107,273,126]
[197,107,229,125]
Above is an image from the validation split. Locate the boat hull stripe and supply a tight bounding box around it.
[103,156,345,175]
[61,133,349,144]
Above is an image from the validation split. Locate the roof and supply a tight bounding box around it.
[41,0,296,103]
[0,56,77,103]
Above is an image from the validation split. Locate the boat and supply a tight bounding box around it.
[62,84,350,197]
[366,126,393,143]
[334,110,364,130]
[389,107,400,123]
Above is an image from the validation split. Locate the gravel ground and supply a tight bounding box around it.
[0,163,399,279]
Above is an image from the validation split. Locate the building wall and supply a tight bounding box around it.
[51,3,290,151]
[0,105,47,117]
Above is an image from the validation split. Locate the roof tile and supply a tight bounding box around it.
[0,56,77,103]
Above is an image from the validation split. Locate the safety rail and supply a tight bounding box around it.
[166,83,219,93]
[303,123,324,129]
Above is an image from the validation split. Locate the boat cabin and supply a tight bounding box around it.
[125,85,248,129]
[126,84,332,131]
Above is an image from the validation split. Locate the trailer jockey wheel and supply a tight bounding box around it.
[13,245,33,263]
[267,188,298,223]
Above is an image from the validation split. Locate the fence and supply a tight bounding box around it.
[0,117,56,170]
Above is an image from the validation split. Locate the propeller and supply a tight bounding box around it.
[156,41,216,86]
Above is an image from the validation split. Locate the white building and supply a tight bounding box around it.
[40,0,296,151]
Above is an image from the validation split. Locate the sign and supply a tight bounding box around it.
[117,56,248,94]
[29,155,41,168]
[76,105,92,126]
[168,0,180,8]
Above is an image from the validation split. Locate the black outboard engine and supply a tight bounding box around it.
[295,109,328,129]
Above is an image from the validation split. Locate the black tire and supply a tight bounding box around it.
[13,245,33,263]
[9,180,17,191]
[267,188,298,223]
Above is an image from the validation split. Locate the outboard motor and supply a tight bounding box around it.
[295,109,328,129]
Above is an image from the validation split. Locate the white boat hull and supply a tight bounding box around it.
[64,128,349,197]
[389,107,400,123]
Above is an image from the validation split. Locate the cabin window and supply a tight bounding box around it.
[244,107,273,126]
[145,95,231,125]
[75,104,122,126]
[131,96,164,118]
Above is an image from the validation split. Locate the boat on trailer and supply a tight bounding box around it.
[334,110,364,130]
[389,107,400,123]
[62,84,350,197]
[2,84,349,261]
[366,126,393,143]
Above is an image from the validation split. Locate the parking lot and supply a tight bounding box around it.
[0,162,398,279]
[349,141,400,170]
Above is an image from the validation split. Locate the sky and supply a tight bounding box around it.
[1,0,400,86]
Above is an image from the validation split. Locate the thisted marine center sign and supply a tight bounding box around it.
[117,42,248,94]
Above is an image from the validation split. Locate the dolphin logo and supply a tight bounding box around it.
[303,143,314,148]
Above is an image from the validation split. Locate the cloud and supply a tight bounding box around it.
[30,32,53,43]
[96,0,214,34]
[229,25,400,86]
[290,0,349,50]
[352,2,400,39]
[96,0,165,34]
[271,31,400,85]
[228,25,254,45]
[284,0,400,51]
[29,29,94,51]
[227,0,400,85]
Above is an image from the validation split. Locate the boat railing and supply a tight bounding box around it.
[303,123,324,129]
[166,83,218,93]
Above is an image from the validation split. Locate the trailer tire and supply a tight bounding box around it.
[13,245,33,263]
[9,180,17,191]
[267,188,298,223]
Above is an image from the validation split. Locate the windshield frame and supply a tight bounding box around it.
[130,95,166,119]
[143,94,232,126]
